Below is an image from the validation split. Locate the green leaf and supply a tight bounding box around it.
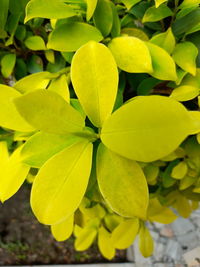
[25,0,77,22]
[0,84,34,132]
[172,42,198,76]
[170,85,199,101]
[98,226,115,260]
[142,4,172,23]
[25,36,46,51]
[93,0,113,37]
[86,0,98,21]
[51,214,74,241]
[108,36,152,73]
[21,132,82,168]
[111,218,139,249]
[122,0,142,9]
[97,144,148,219]
[48,22,103,52]
[0,0,9,30]
[1,54,16,78]
[110,1,121,38]
[171,161,188,179]
[0,144,30,202]
[145,42,177,81]
[154,0,167,8]
[71,41,118,127]
[31,141,93,225]
[150,28,176,54]
[139,224,154,257]
[14,71,52,93]
[179,0,200,9]
[48,74,70,102]
[14,90,85,134]
[101,95,192,162]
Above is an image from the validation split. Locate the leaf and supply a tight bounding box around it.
[93,0,113,37]
[171,161,188,179]
[179,0,200,9]
[154,0,167,8]
[48,74,70,102]
[14,90,85,134]
[121,28,149,41]
[25,0,77,22]
[172,42,198,76]
[97,144,148,219]
[111,218,139,249]
[189,111,200,134]
[139,224,154,257]
[0,0,9,30]
[170,85,199,101]
[21,132,82,168]
[51,214,74,241]
[75,226,97,251]
[122,0,142,9]
[148,198,177,224]
[145,42,177,81]
[71,41,118,127]
[0,84,34,132]
[108,36,152,73]
[143,164,159,185]
[86,0,98,21]
[150,28,176,54]
[48,22,103,52]
[25,36,46,51]
[104,214,123,232]
[14,71,52,93]
[101,95,192,162]
[31,141,93,225]
[98,226,115,260]
[142,4,172,23]
[0,145,30,202]
[1,54,16,78]
[110,1,121,38]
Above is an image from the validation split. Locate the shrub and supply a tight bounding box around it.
[0,0,200,260]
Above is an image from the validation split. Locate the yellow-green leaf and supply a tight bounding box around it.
[142,4,172,23]
[98,226,115,260]
[48,74,70,102]
[71,41,118,127]
[139,224,154,257]
[122,0,142,9]
[0,84,34,132]
[14,71,52,93]
[14,90,85,134]
[48,22,103,52]
[25,36,46,51]
[51,214,74,241]
[121,28,149,41]
[25,0,77,22]
[101,95,192,162]
[21,132,82,168]
[0,145,30,202]
[31,141,93,225]
[146,42,177,81]
[170,85,199,102]
[189,111,200,134]
[111,218,139,249]
[172,42,198,76]
[86,0,98,21]
[97,144,148,219]
[150,28,175,54]
[171,161,188,179]
[108,36,152,73]
[1,53,16,78]
[155,0,167,8]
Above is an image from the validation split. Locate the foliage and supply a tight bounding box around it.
[0,0,200,260]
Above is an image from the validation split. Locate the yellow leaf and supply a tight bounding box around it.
[31,141,93,225]
[97,144,148,219]
[111,218,139,249]
[121,27,149,41]
[71,41,118,127]
[139,224,154,257]
[48,74,70,102]
[170,85,199,102]
[0,145,30,202]
[155,0,167,8]
[108,36,152,73]
[86,0,98,21]
[51,214,74,241]
[98,226,115,260]
[171,161,188,179]
[101,95,192,162]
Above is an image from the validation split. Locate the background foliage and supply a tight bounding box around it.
[0,0,200,260]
